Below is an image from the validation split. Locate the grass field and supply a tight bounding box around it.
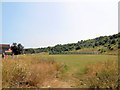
[2,54,118,88]
[51,54,117,73]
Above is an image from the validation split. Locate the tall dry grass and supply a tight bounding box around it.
[78,60,119,89]
[2,55,65,88]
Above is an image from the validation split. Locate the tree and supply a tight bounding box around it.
[24,33,119,54]
[17,44,24,54]
[11,43,24,55]
[11,43,18,55]
[111,40,116,44]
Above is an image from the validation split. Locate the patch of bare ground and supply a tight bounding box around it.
[42,78,74,88]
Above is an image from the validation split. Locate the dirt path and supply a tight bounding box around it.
[42,78,77,88]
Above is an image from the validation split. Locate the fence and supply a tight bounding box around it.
[49,51,99,55]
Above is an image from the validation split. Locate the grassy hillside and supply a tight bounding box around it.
[25,33,120,54]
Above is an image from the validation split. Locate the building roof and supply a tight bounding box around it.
[0,44,10,48]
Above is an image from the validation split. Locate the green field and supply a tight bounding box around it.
[51,55,117,73]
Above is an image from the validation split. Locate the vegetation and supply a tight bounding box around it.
[53,55,119,89]
[2,33,119,88]
[2,54,118,88]
[78,61,119,89]
[2,55,66,88]
[24,33,120,54]
[11,43,24,55]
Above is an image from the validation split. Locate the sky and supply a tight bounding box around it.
[1,0,119,48]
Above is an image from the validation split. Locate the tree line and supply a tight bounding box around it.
[24,33,120,54]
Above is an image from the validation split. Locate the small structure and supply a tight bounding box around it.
[5,48,12,55]
[0,44,12,54]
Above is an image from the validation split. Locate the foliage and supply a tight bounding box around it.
[78,60,119,89]
[2,54,118,88]
[2,55,66,88]
[11,43,24,55]
[24,33,120,54]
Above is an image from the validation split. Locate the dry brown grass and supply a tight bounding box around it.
[2,54,64,88]
[78,60,119,89]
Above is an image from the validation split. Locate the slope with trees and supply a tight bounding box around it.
[24,33,120,55]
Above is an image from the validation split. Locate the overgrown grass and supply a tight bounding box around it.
[78,60,119,89]
[2,54,66,88]
[2,54,118,88]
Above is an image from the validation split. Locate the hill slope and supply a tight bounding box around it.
[25,33,120,55]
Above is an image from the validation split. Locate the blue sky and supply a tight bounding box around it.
[1,0,118,48]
